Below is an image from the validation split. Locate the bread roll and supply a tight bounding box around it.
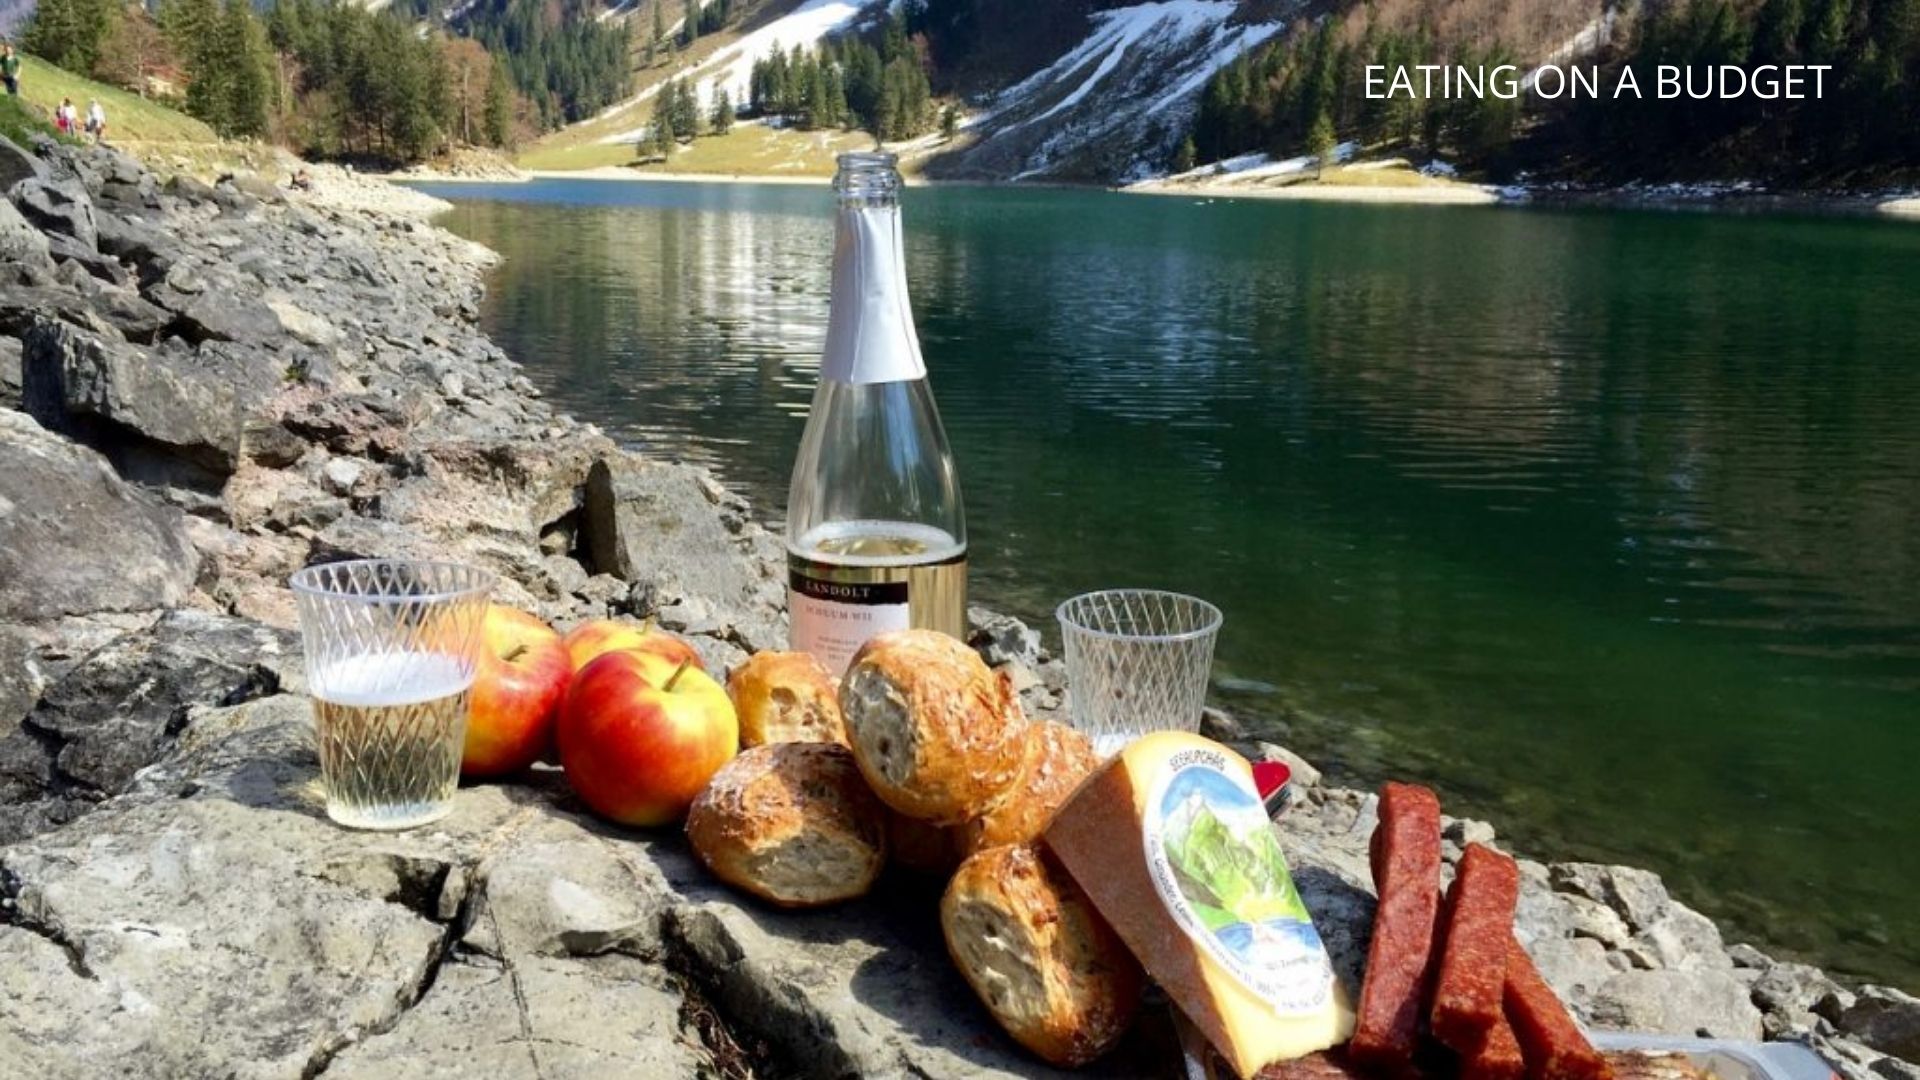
[956,720,1098,857]
[686,742,885,908]
[839,629,1028,825]
[941,844,1143,1068]
[727,651,846,748]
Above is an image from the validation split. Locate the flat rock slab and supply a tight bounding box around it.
[0,694,1170,1079]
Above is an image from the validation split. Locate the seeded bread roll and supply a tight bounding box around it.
[956,720,1099,857]
[727,651,847,748]
[941,844,1144,1068]
[686,742,886,908]
[839,629,1028,825]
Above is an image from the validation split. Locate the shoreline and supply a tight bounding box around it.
[2,137,1917,1077]
[395,161,1920,219]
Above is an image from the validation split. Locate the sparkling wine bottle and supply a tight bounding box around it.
[785,152,966,675]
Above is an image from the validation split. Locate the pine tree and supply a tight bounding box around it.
[484,57,513,147]
[651,0,666,59]
[674,78,699,137]
[1307,110,1336,179]
[710,84,733,134]
[1172,132,1196,173]
[222,0,274,138]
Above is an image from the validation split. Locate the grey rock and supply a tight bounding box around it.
[581,455,786,651]
[1870,1056,1920,1080]
[146,272,284,346]
[41,229,129,285]
[1756,961,1855,1036]
[23,323,283,475]
[320,456,366,496]
[1841,987,1920,1062]
[0,134,48,191]
[2,692,1168,1079]
[1199,705,1246,741]
[0,628,47,744]
[0,410,196,622]
[1586,968,1765,1039]
[0,610,292,843]
[0,336,18,409]
[1550,861,1673,931]
[969,605,1046,667]
[0,197,50,268]
[10,177,96,250]
[163,173,216,203]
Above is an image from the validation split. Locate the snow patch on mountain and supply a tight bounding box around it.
[599,0,873,142]
[933,0,1290,184]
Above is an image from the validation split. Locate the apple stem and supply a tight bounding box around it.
[664,658,693,692]
[503,644,528,664]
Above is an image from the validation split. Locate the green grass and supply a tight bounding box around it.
[520,121,881,176]
[11,54,217,144]
[0,93,69,145]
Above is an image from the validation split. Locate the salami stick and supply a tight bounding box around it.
[1463,1013,1528,1080]
[1431,843,1521,1052]
[1350,783,1443,1075]
[1506,942,1615,1080]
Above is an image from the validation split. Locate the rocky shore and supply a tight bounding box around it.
[2,133,1916,1079]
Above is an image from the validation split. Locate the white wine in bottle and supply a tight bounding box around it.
[786,152,966,676]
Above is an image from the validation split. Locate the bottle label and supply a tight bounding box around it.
[821,206,928,385]
[1141,746,1335,1017]
[788,571,911,676]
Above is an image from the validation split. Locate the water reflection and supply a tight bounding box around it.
[426,180,1920,984]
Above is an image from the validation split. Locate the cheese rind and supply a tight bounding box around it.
[1044,732,1355,1079]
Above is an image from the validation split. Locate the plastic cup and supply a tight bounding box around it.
[1056,589,1223,757]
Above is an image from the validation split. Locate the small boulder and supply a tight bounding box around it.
[0,197,51,268]
[0,133,48,191]
[0,410,198,622]
[1586,968,1764,1039]
[10,177,97,250]
[1841,987,1920,1062]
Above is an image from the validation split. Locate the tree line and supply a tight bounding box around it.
[1186,0,1920,183]
[466,0,631,129]
[745,12,936,141]
[19,0,550,164]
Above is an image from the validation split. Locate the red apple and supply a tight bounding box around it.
[558,651,738,826]
[562,618,703,674]
[463,605,573,778]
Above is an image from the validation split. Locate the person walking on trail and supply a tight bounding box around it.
[85,99,105,143]
[1,45,21,97]
[55,98,75,135]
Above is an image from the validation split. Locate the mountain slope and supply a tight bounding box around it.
[929,0,1294,182]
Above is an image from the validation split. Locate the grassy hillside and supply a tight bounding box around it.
[11,55,218,144]
[521,117,880,175]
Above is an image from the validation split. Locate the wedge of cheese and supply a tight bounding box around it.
[1044,731,1355,1080]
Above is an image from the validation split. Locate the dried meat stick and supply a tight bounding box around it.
[1430,842,1521,1052]
[1506,942,1615,1080]
[1463,1011,1527,1080]
[1350,782,1444,1075]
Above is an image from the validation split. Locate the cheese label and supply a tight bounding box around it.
[1141,746,1336,1017]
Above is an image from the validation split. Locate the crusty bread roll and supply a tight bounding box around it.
[887,808,964,877]
[727,651,847,748]
[686,742,886,908]
[839,629,1029,825]
[941,844,1143,1068]
[956,720,1098,857]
